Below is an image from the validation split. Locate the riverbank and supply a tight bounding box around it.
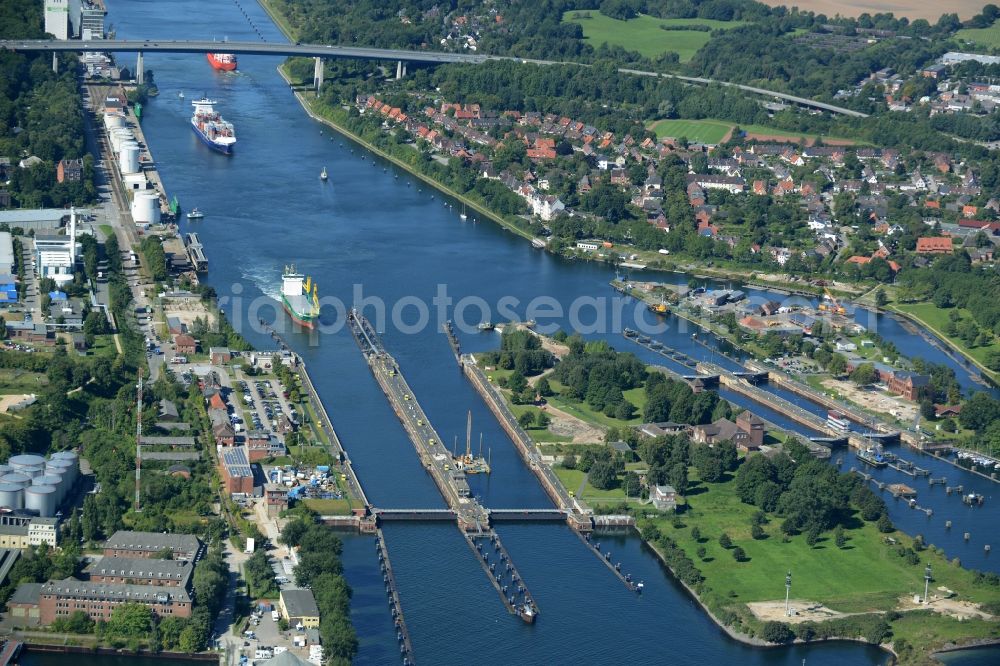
[889,304,998,388]
[276,65,534,242]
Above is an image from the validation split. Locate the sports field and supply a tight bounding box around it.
[562,11,743,62]
[648,118,857,145]
[648,118,735,144]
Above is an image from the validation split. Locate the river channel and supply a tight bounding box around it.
[99,0,1000,662]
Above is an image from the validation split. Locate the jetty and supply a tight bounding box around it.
[376,528,414,664]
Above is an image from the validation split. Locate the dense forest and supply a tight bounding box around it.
[0,0,96,207]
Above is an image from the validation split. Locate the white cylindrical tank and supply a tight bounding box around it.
[46,460,73,481]
[33,475,63,502]
[119,143,141,175]
[0,483,23,509]
[51,451,79,465]
[18,465,44,479]
[131,192,161,224]
[111,129,134,153]
[0,472,31,488]
[10,454,46,468]
[0,464,10,476]
[25,485,57,517]
[104,113,126,131]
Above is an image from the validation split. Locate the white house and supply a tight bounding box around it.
[531,195,565,221]
[651,485,677,511]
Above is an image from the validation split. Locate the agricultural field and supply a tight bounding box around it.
[562,11,744,62]
[956,21,1000,48]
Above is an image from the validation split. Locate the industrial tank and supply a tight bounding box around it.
[0,483,24,509]
[110,129,134,152]
[18,465,44,479]
[103,113,126,131]
[51,451,79,464]
[0,464,10,476]
[0,472,31,488]
[33,475,63,502]
[46,460,74,484]
[131,192,161,224]
[119,143,141,175]
[25,485,57,517]
[10,454,46,469]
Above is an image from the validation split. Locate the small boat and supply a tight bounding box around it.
[478,322,495,331]
[857,445,888,468]
[826,410,851,433]
[320,166,328,181]
[963,492,985,506]
[178,91,185,99]
[186,208,204,220]
[460,203,468,221]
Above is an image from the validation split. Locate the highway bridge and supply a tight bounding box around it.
[1,39,869,118]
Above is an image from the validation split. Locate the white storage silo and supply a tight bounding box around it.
[51,451,79,465]
[0,472,31,488]
[131,192,161,224]
[0,464,10,476]
[47,458,76,481]
[18,465,44,479]
[104,113,126,131]
[119,143,141,175]
[10,454,46,469]
[33,475,63,503]
[25,485,57,517]
[0,483,24,510]
[111,129,134,153]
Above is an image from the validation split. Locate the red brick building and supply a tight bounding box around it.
[221,446,254,494]
[84,556,193,588]
[102,531,202,561]
[173,334,197,355]
[915,237,953,254]
[37,578,192,624]
[735,411,765,451]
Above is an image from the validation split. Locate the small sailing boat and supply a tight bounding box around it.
[186,207,204,220]
[320,166,328,181]
[178,91,185,99]
[460,202,468,221]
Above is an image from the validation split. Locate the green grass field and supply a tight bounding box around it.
[655,475,1000,615]
[99,224,114,239]
[553,466,644,504]
[0,368,48,392]
[893,303,1000,382]
[956,23,1000,48]
[647,118,857,145]
[562,11,743,62]
[648,118,735,144]
[303,498,353,515]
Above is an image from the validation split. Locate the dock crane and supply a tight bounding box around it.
[818,287,847,315]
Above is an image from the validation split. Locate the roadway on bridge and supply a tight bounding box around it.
[1,39,867,117]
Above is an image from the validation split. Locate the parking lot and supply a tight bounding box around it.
[234,373,296,436]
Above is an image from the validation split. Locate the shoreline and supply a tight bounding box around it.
[276,67,534,242]
[23,642,217,660]
[888,305,998,388]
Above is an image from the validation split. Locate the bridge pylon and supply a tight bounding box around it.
[313,57,324,93]
[136,51,144,85]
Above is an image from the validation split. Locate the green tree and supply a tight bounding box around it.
[587,460,617,490]
[106,602,153,638]
[731,546,747,562]
[518,411,535,429]
[719,533,732,549]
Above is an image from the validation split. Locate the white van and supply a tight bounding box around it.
[272,610,280,622]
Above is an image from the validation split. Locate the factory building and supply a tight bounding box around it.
[34,208,79,285]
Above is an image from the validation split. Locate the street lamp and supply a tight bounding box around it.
[924,563,932,604]
[785,571,792,616]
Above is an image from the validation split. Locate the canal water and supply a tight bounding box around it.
[106,0,993,662]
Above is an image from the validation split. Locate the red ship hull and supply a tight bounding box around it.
[282,302,317,329]
[207,53,237,72]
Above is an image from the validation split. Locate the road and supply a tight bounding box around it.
[4,39,868,118]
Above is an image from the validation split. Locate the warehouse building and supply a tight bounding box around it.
[84,556,193,588]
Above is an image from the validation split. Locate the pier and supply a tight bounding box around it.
[465,530,539,622]
[443,321,462,364]
[575,529,643,593]
[460,355,593,532]
[348,310,486,531]
[183,232,208,273]
[376,528,415,664]
[0,640,21,666]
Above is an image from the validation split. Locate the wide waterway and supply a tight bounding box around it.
[104,0,996,662]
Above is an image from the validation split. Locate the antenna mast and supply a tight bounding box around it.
[135,367,143,512]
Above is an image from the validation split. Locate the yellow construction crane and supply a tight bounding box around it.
[819,287,847,315]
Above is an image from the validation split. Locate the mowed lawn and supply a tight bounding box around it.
[647,118,858,145]
[655,476,1000,613]
[648,118,734,144]
[562,11,743,62]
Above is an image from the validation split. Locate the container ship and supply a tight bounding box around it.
[206,53,237,71]
[281,265,320,329]
[190,99,236,154]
